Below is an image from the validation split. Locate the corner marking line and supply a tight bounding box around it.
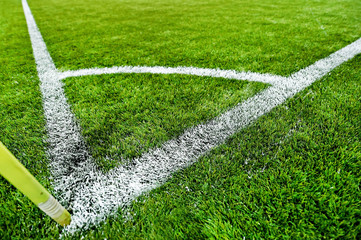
[22,0,361,232]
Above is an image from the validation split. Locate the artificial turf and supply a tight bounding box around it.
[0,0,360,239]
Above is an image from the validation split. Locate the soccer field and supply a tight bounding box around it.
[1,0,361,238]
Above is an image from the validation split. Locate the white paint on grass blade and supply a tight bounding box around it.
[22,0,361,234]
[22,0,90,203]
[59,65,287,85]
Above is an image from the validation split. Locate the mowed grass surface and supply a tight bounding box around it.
[70,53,361,240]
[28,0,361,75]
[0,0,360,238]
[27,0,361,170]
[0,0,60,237]
[64,74,266,170]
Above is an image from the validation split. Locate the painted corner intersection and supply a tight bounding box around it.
[22,0,361,233]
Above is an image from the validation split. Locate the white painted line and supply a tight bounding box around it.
[22,0,57,75]
[23,0,90,199]
[59,65,287,85]
[61,86,292,233]
[22,0,361,234]
[289,38,361,86]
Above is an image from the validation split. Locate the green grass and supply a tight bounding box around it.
[0,0,59,237]
[28,0,361,75]
[0,0,360,239]
[64,74,267,170]
[70,51,361,240]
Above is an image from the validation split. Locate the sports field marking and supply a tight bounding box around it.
[22,0,361,233]
[59,65,287,85]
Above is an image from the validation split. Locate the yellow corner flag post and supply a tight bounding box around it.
[0,141,71,226]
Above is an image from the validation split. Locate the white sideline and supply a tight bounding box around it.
[22,0,361,233]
